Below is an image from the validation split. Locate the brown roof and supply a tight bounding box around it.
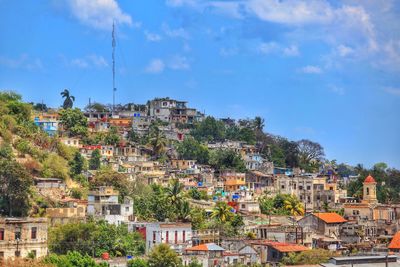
[388,231,400,249]
[313,213,347,224]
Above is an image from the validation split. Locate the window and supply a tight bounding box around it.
[153,231,156,242]
[175,231,178,244]
[0,229,4,240]
[166,231,169,243]
[125,207,130,212]
[15,251,20,257]
[15,230,21,240]
[366,188,370,195]
[307,186,311,190]
[31,227,37,239]
[0,252,4,258]
[182,230,185,242]
[299,186,303,190]
[281,185,285,189]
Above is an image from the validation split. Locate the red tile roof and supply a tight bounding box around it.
[271,243,308,253]
[313,213,347,224]
[364,174,376,184]
[388,231,400,249]
[186,243,225,251]
[247,240,308,252]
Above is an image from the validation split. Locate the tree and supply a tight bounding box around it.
[165,179,184,206]
[91,168,131,201]
[283,195,304,216]
[69,151,86,177]
[147,244,181,267]
[48,220,145,257]
[0,159,32,216]
[59,108,88,137]
[253,116,265,131]
[89,149,101,170]
[211,201,234,223]
[281,249,332,265]
[61,89,75,109]
[209,149,246,173]
[191,116,225,142]
[105,126,120,145]
[176,137,210,164]
[148,125,167,158]
[128,258,148,267]
[297,139,325,171]
[44,251,108,267]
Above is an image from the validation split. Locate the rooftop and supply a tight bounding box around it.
[388,231,400,249]
[186,243,225,252]
[364,174,376,184]
[313,212,347,224]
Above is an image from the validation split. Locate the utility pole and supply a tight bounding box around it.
[112,21,116,113]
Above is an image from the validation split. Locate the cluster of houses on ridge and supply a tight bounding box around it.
[2,97,400,266]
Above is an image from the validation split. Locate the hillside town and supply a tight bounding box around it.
[1,90,400,267]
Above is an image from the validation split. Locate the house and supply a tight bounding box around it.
[60,137,82,148]
[182,243,225,267]
[171,159,197,170]
[0,217,48,259]
[247,240,308,264]
[298,213,347,250]
[33,116,58,136]
[129,222,192,253]
[221,172,246,192]
[246,171,275,194]
[87,186,133,225]
[46,198,87,226]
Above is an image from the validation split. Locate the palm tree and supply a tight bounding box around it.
[60,89,75,109]
[148,125,167,158]
[177,200,191,222]
[253,116,265,131]
[165,179,184,206]
[211,201,234,223]
[284,196,305,216]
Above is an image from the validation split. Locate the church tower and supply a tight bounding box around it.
[362,174,378,204]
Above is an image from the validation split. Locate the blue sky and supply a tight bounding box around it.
[0,0,399,168]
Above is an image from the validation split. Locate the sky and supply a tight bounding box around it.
[0,0,399,168]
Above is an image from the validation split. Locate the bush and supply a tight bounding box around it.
[128,258,148,267]
[281,249,333,265]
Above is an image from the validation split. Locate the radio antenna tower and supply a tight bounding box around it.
[112,21,116,113]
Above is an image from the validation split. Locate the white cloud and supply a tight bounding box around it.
[162,23,190,39]
[300,65,323,74]
[247,0,334,25]
[144,31,162,42]
[383,87,400,96]
[283,45,300,56]
[145,59,165,74]
[168,55,190,70]
[337,45,354,57]
[0,54,43,71]
[258,42,300,57]
[165,0,198,7]
[67,0,132,30]
[258,42,279,54]
[329,85,345,95]
[68,54,108,68]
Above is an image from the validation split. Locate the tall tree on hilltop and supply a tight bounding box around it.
[253,116,265,131]
[61,89,75,109]
[297,139,325,171]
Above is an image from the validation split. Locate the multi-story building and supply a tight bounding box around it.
[0,217,48,259]
[221,172,246,193]
[87,186,133,225]
[129,222,192,253]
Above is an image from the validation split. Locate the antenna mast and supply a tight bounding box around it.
[112,21,116,113]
